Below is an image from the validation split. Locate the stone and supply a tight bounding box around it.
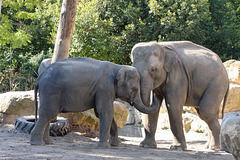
[220,83,240,115]
[190,115,208,133]
[218,59,240,116]
[157,110,207,133]
[113,100,129,128]
[224,59,240,84]
[122,100,142,126]
[0,91,35,123]
[157,113,170,130]
[182,106,197,114]
[59,110,99,131]
[182,113,195,133]
[220,111,240,160]
[60,100,128,131]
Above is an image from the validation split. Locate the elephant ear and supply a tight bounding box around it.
[116,67,127,87]
[163,46,179,72]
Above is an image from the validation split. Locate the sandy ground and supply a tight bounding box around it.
[0,124,233,160]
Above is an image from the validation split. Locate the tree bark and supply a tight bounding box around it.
[51,0,78,63]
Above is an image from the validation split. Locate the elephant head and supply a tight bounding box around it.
[116,66,159,114]
[131,42,179,106]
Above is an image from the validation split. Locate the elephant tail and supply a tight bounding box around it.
[221,84,229,119]
[34,81,39,123]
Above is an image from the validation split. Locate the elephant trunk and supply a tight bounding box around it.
[140,79,153,107]
[132,90,159,114]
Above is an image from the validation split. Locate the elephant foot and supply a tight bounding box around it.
[205,143,220,150]
[170,145,187,151]
[97,142,111,148]
[30,138,45,146]
[140,139,157,148]
[109,137,121,147]
[43,138,53,145]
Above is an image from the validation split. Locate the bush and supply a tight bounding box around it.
[0,49,53,93]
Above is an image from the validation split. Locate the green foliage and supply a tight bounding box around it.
[0,0,239,93]
[0,49,53,93]
[148,0,212,44]
[208,0,240,61]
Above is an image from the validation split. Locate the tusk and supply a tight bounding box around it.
[150,90,153,106]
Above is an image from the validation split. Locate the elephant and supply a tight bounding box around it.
[30,57,159,148]
[131,41,229,151]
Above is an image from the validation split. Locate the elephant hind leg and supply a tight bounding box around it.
[43,122,53,145]
[197,107,220,150]
[30,117,50,145]
[197,83,225,150]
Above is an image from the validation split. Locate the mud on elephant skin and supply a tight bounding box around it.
[30,57,159,148]
[131,41,229,151]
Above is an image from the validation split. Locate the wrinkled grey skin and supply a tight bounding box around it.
[131,41,229,151]
[30,57,159,148]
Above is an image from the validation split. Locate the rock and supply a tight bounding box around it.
[157,113,169,130]
[122,100,142,126]
[157,112,207,133]
[182,106,197,114]
[224,60,240,84]
[0,91,35,123]
[219,60,240,115]
[60,101,128,131]
[113,101,129,128]
[220,83,240,115]
[220,111,240,160]
[59,110,99,131]
[182,113,195,133]
[190,115,208,133]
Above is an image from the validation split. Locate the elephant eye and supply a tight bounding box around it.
[150,66,157,75]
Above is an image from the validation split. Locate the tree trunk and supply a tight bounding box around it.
[51,0,78,63]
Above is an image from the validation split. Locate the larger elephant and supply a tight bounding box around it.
[131,41,229,151]
[30,57,159,148]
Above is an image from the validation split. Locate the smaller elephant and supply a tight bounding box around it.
[30,57,159,148]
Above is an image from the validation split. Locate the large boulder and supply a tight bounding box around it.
[224,59,240,84]
[60,101,128,131]
[157,109,207,133]
[0,91,35,123]
[220,60,240,115]
[220,111,240,160]
[0,91,129,132]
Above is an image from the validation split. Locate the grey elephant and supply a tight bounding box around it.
[30,57,159,148]
[131,41,229,151]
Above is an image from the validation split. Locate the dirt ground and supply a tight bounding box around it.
[0,124,233,160]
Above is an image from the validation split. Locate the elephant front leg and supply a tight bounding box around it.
[109,118,121,146]
[140,104,161,148]
[167,102,187,151]
[97,104,114,148]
